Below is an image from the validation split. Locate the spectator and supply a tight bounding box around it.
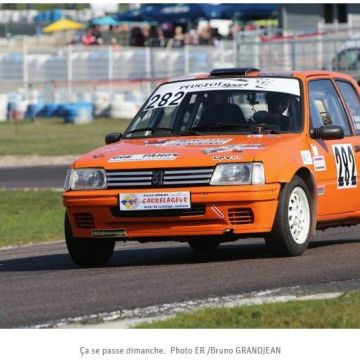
[147,24,163,47]
[129,26,146,47]
[81,28,97,45]
[161,22,174,47]
[188,24,199,45]
[172,26,187,48]
[198,24,214,46]
[113,24,130,46]
[101,25,114,45]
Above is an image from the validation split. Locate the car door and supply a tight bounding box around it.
[334,78,360,207]
[307,78,358,216]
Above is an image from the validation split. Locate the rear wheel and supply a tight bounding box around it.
[265,175,312,256]
[65,213,115,267]
[188,237,220,253]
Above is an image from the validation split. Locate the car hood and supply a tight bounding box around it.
[73,134,299,170]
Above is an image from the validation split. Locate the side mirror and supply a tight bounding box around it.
[310,125,344,140]
[105,133,122,145]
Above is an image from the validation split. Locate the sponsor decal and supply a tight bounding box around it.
[92,229,126,238]
[213,155,243,161]
[310,144,319,157]
[120,192,191,211]
[203,144,264,154]
[120,194,140,210]
[313,155,326,171]
[300,150,313,165]
[317,186,325,196]
[109,153,179,162]
[145,78,300,110]
[144,138,232,147]
[93,153,105,158]
[332,144,357,189]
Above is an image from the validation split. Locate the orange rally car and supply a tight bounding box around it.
[63,67,360,267]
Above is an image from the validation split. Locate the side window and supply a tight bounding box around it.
[336,80,360,135]
[308,79,352,136]
[332,49,360,71]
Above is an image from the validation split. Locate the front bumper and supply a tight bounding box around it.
[63,184,281,239]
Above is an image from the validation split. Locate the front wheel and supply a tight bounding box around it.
[265,175,312,257]
[65,213,115,267]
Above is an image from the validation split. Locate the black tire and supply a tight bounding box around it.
[65,213,115,268]
[265,175,312,257]
[188,237,220,253]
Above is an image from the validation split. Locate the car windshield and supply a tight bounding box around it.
[124,77,302,138]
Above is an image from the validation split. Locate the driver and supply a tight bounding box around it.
[254,93,291,131]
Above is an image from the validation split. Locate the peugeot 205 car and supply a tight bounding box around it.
[63,67,360,267]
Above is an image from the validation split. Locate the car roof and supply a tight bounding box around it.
[166,68,355,84]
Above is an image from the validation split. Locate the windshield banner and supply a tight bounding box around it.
[145,78,300,111]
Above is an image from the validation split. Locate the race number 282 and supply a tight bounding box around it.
[333,144,357,189]
[144,91,185,111]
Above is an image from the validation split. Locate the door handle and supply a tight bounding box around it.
[354,145,360,153]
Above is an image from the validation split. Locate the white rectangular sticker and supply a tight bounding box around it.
[145,78,300,110]
[202,144,264,154]
[310,144,319,156]
[332,144,357,188]
[313,155,326,171]
[120,192,191,211]
[109,153,179,162]
[300,150,313,165]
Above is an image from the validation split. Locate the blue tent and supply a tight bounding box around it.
[91,16,119,26]
[217,4,278,21]
[115,6,150,22]
[117,4,221,23]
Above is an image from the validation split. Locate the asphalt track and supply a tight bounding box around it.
[1,227,360,328]
[0,165,359,328]
[0,165,68,189]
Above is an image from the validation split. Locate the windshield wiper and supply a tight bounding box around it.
[126,127,199,136]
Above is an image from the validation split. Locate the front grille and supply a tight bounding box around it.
[110,204,206,218]
[228,208,254,225]
[106,167,214,188]
[74,213,95,229]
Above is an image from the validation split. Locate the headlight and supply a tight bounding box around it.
[210,163,265,185]
[64,168,107,190]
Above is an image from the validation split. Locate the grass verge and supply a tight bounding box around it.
[0,118,130,156]
[0,190,64,247]
[135,292,360,328]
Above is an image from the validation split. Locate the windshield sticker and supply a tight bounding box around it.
[202,144,264,154]
[213,155,243,161]
[144,138,232,147]
[300,150,313,165]
[109,153,179,162]
[352,115,360,124]
[145,78,300,110]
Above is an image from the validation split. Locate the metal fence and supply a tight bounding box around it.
[0,34,359,104]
